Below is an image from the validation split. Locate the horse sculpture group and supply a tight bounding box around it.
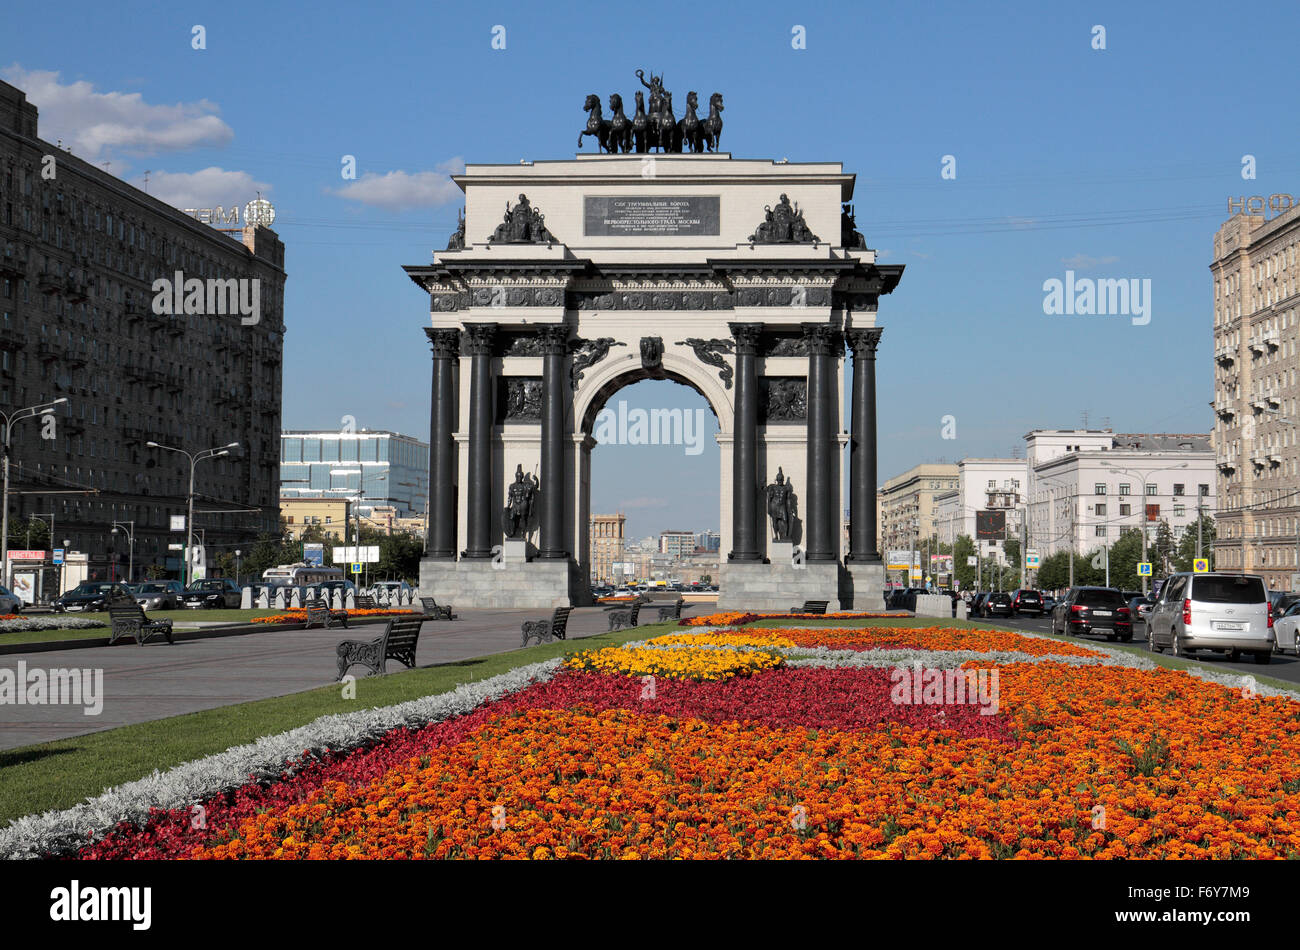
[580,70,723,154]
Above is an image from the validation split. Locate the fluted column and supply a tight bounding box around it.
[538,324,569,559]
[803,323,839,562]
[846,327,883,562]
[460,323,497,558]
[729,323,763,561]
[424,327,460,559]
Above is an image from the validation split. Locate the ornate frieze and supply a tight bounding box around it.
[570,289,734,311]
[734,285,832,308]
[499,377,543,422]
[760,377,808,421]
[764,334,810,357]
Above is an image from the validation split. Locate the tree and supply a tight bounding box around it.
[1151,519,1176,575]
[953,535,977,589]
[1037,550,1071,591]
[1173,515,1216,573]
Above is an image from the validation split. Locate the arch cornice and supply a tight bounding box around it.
[572,348,734,436]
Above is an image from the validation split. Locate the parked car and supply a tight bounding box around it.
[1011,589,1044,617]
[983,592,1014,618]
[135,582,180,611]
[0,585,22,614]
[1041,594,1057,616]
[1273,600,1300,656]
[1268,590,1300,617]
[1148,572,1272,663]
[970,592,990,617]
[53,582,134,613]
[1051,587,1133,641]
[181,578,242,609]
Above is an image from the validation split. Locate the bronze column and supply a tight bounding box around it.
[424,327,460,559]
[537,324,569,559]
[846,327,883,562]
[460,323,497,558]
[803,323,839,562]
[729,323,763,561]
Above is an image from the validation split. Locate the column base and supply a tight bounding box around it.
[419,557,577,608]
[718,560,840,612]
[839,561,886,611]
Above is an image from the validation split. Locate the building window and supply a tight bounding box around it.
[1174,505,1186,518]
[1146,484,1158,496]
[1095,483,1107,495]
[1095,503,1106,516]
[1119,483,1130,495]
[1119,503,1131,516]
[1199,483,1210,497]
[1095,526,1107,537]
[1173,483,1185,496]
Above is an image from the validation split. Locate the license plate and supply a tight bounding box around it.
[1091,626,1113,634]
[1214,621,1246,631]
[1093,610,1112,617]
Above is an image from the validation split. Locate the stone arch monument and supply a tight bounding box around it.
[405,147,903,610]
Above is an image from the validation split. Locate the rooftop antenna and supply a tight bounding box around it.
[143,170,151,193]
[1081,410,1090,429]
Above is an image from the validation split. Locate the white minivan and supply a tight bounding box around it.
[1147,572,1273,664]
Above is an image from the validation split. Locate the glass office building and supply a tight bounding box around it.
[280,430,428,517]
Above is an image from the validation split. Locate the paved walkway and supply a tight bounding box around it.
[0,606,689,750]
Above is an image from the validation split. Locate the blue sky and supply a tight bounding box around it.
[5,0,1297,539]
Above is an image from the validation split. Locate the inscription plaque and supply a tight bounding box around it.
[584,196,720,236]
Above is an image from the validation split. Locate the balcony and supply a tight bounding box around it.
[1251,393,1282,412]
[1217,457,1237,474]
[0,325,25,349]
[0,246,24,279]
[64,349,87,367]
[1214,402,1237,420]
[36,272,61,296]
[1214,346,1236,365]
[35,341,59,362]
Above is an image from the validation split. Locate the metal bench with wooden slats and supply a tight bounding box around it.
[304,597,348,630]
[657,599,686,622]
[108,600,174,646]
[420,596,455,621]
[790,600,829,615]
[605,597,644,631]
[336,616,425,679]
[521,606,572,647]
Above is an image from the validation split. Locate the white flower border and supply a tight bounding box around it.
[0,658,563,860]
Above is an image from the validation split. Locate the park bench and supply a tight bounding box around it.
[304,597,348,630]
[108,600,174,646]
[420,596,455,621]
[657,599,686,622]
[790,600,829,615]
[521,606,572,647]
[605,597,643,631]
[354,594,377,610]
[336,616,425,679]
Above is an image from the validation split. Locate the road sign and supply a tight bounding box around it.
[1025,554,1040,568]
[351,562,362,575]
[1193,558,1210,573]
[1137,562,1152,576]
[966,555,978,567]
[52,548,64,565]
[170,515,186,531]
[5,550,44,560]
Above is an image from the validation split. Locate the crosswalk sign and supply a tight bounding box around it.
[1137,562,1152,576]
[1193,558,1210,573]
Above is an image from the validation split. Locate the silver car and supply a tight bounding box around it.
[1147,572,1273,664]
[1272,600,1300,656]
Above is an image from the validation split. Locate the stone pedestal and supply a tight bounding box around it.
[718,560,840,612]
[769,541,796,568]
[420,557,575,608]
[502,539,530,563]
[839,560,886,611]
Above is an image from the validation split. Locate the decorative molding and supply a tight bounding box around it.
[640,336,664,371]
[499,376,543,422]
[735,285,832,308]
[424,326,461,359]
[728,322,764,355]
[802,323,842,356]
[460,322,498,357]
[760,377,808,421]
[679,336,736,389]
[765,334,810,357]
[845,326,883,358]
[570,289,734,311]
[569,336,626,389]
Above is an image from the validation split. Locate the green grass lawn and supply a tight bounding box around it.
[0,608,344,647]
[0,620,674,825]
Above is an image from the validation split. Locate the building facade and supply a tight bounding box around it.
[879,463,959,553]
[659,530,696,558]
[589,512,625,584]
[1026,430,1215,561]
[1211,204,1300,588]
[0,78,285,584]
[280,497,349,540]
[934,458,1029,566]
[279,430,429,519]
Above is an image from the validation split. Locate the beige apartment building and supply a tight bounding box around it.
[281,497,350,540]
[879,463,959,553]
[1212,201,1300,588]
[590,512,625,584]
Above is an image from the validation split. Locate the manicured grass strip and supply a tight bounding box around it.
[0,621,674,826]
[0,609,288,646]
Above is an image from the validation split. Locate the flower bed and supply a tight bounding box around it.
[15,620,1300,860]
[0,616,107,633]
[250,608,419,625]
[679,610,897,627]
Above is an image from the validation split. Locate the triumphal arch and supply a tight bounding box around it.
[405,91,903,609]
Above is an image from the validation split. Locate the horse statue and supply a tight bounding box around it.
[608,93,632,154]
[631,90,650,154]
[656,90,681,153]
[578,94,610,152]
[677,91,703,153]
[703,92,724,152]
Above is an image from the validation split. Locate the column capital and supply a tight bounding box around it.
[801,322,842,356]
[460,322,498,357]
[424,327,461,359]
[845,326,883,358]
[536,323,571,355]
[728,322,764,354]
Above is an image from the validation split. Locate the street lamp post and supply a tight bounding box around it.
[235,549,242,587]
[1,398,69,587]
[1108,462,1189,595]
[110,521,135,585]
[146,441,239,587]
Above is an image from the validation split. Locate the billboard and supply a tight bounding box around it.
[975,510,1006,540]
[303,543,325,567]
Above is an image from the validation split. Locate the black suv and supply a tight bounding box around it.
[983,592,1014,618]
[1051,586,1133,641]
[1011,589,1044,617]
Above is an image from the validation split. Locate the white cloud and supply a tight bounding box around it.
[331,159,465,211]
[141,168,273,212]
[1060,254,1120,270]
[2,65,234,161]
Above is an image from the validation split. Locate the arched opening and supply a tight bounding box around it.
[579,374,722,603]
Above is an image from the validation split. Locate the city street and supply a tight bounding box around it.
[985,612,1300,685]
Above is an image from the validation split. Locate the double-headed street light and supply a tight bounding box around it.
[146,441,239,587]
[111,521,136,585]
[1,398,69,587]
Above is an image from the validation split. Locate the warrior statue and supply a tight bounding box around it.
[764,468,797,543]
[503,464,539,539]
